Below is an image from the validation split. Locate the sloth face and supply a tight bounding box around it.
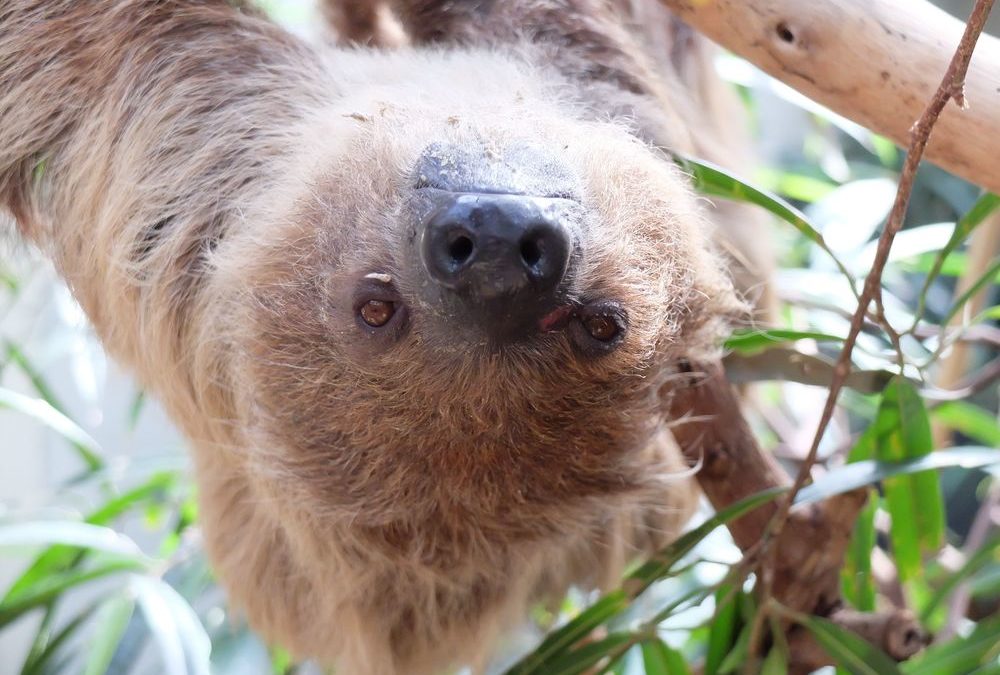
[213,56,737,555]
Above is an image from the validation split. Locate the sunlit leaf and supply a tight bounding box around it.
[0,562,139,627]
[760,646,789,675]
[129,389,146,431]
[4,473,175,603]
[841,490,877,611]
[705,585,740,675]
[19,601,100,675]
[723,328,843,355]
[871,377,945,580]
[133,575,211,675]
[903,615,1000,674]
[716,623,752,675]
[0,522,144,559]
[674,155,857,293]
[794,447,1000,505]
[941,256,1000,327]
[640,639,689,675]
[537,632,634,675]
[806,178,897,257]
[920,536,1000,624]
[914,192,1000,327]
[84,592,136,675]
[754,168,837,203]
[506,489,784,675]
[931,401,1000,447]
[798,614,902,675]
[0,387,103,471]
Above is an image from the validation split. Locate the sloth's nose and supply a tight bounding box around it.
[420,193,573,300]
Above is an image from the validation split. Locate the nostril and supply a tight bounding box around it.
[447,233,475,268]
[519,236,543,269]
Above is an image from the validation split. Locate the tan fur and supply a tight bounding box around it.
[0,2,766,673]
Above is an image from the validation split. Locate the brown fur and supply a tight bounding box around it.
[0,2,768,673]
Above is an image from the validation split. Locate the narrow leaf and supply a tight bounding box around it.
[841,491,878,611]
[931,401,1000,447]
[705,585,740,675]
[795,447,1000,505]
[84,593,136,675]
[914,192,1000,326]
[0,522,144,559]
[674,155,858,293]
[723,328,843,355]
[532,632,634,675]
[799,615,902,675]
[0,562,139,627]
[872,377,945,579]
[640,639,689,675]
[903,615,1000,674]
[0,387,103,470]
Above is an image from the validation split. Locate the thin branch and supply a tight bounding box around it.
[750,0,997,661]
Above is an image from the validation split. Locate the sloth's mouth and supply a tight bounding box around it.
[539,304,576,332]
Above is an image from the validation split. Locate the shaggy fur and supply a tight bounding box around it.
[0,1,769,673]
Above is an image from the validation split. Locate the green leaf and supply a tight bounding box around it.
[723,328,843,355]
[4,473,174,603]
[84,592,136,675]
[506,592,630,675]
[640,639,689,675]
[931,401,1000,447]
[760,646,789,675]
[754,168,838,203]
[507,489,784,675]
[0,522,144,559]
[0,562,140,627]
[674,155,858,293]
[920,535,1000,623]
[3,342,70,418]
[541,632,635,675]
[842,490,878,611]
[133,575,211,675]
[625,487,785,596]
[871,377,945,580]
[914,192,1000,327]
[128,389,146,431]
[716,623,752,675]
[799,614,902,675]
[705,585,740,675]
[903,615,1000,674]
[0,387,103,471]
[507,448,1000,675]
[795,447,1000,505]
[940,256,1000,329]
[19,601,100,675]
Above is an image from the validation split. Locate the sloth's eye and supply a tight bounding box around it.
[359,299,395,327]
[583,314,619,342]
[569,301,627,356]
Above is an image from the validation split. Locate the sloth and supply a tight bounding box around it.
[0,1,771,673]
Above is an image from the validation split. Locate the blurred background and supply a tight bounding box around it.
[2,1,999,674]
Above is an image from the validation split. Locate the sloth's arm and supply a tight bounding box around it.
[0,1,322,381]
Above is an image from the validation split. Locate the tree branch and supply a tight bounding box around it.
[665,362,926,672]
[658,0,1000,196]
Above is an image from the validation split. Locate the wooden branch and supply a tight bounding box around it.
[659,0,1000,195]
[665,361,926,672]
